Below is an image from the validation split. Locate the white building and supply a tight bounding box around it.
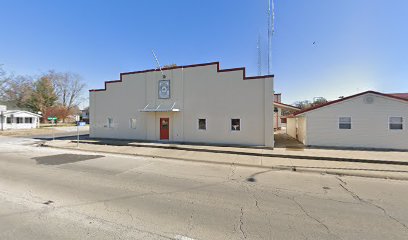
[286,91,408,150]
[0,105,41,130]
[273,93,300,130]
[89,62,274,147]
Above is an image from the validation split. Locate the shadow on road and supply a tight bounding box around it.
[33,134,90,141]
[32,153,104,165]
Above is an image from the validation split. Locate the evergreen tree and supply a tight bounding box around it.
[27,76,57,114]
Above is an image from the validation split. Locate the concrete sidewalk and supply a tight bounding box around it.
[43,139,408,180]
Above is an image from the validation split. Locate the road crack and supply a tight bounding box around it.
[185,201,195,236]
[291,196,330,233]
[239,207,247,239]
[242,182,273,238]
[273,190,341,240]
[337,177,408,232]
[227,163,237,181]
[336,176,347,186]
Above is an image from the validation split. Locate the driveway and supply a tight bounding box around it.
[274,131,305,149]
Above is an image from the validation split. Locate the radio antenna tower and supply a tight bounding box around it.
[257,33,262,75]
[267,0,275,75]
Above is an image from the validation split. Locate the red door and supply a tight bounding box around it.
[160,118,169,140]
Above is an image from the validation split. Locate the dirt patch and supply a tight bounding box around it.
[0,128,55,137]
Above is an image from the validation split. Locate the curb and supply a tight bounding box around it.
[43,143,408,181]
[72,140,408,166]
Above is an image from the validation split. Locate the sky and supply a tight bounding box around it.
[1,0,407,106]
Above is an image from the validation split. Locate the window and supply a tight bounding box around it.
[16,117,24,124]
[389,117,403,130]
[198,119,206,130]
[107,118,113,128]
[339,117,351,129]
[25,117,33,124]
[130,118,137,129]
[6,117,11,124]
[231,119,241,131]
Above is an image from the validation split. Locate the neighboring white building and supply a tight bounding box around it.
[89,62,274,147]
[273,94,300,130]
[81,107,90,123]
[286,91,408,150]
[0,105,41,130]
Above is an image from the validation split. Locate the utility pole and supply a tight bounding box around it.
[52,119,55,141]
[76,115,80,148]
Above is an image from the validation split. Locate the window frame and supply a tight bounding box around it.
[231,118,241,131]
[389,117,403,130]
[198,118,206,130]
[338,117,352,130]
[130,118,137,129]
[16,117,24,124]
[25,117,32,124]
[107,118,113,128]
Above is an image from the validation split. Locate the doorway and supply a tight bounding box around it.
[160,118,169,140]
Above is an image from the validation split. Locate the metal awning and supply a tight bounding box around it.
[139,102,180,112]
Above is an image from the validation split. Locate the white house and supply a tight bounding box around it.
[286,91,408,150]
[89,62,274,147]
[0,105,41,130]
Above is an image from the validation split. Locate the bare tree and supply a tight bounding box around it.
[0,65,34,109]
[45,71,86,111]
[0,65,9,100]
[293,100,312,110]
[293,97,329,110]
[3,75,34,109]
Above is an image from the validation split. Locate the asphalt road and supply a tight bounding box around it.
[0,136,408,240]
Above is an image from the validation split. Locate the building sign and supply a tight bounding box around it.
[158,80,170,99]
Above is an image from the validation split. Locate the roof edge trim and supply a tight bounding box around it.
[294,91,408,116]
[89,62,274,92]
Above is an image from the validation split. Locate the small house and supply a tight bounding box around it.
[286,91,408,150]
[0,105,41,130]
